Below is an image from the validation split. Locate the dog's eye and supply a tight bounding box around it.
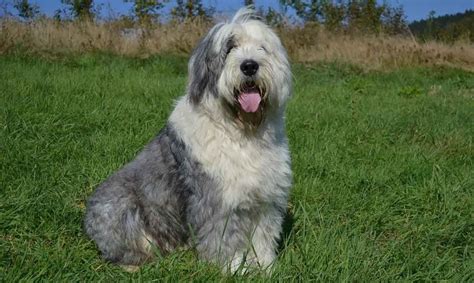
[226,45,235,55]
[225,36,236,56]
[258,46,267,52]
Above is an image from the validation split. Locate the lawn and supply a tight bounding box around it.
[1,54,473,281]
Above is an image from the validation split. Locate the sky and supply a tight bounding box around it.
[3,0,473,22]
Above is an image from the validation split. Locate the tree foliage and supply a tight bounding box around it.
[410,9,474,42]
[263,7,285,27]
[280,0,407,34]
[244,0,255,6]
[170,0,213,22]
[13,0,40,19]
[124,0,168,24]
[60,0,94,20]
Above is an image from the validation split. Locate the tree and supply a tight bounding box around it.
[409,9,473,42]
[244,0,255,6]
[61,0,94,20]
[321,0,345,31]
[171,0,213,22]
[280,0,324,23]
[363,0,384,32]
[280,0,408,35]
[13,0,39,19]
[426,10,436,38]
[258,6,285,27]
[346,0,363,30]
[382,4,407,35]
[125,0,168,24]
[345,0,385,33]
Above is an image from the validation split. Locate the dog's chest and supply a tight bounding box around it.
[194,132,291,209]
[169,100,292,209]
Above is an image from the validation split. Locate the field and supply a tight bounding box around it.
[2,19,474,71]
[1,53,473,281]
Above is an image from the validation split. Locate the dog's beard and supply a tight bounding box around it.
[232,81,267,129]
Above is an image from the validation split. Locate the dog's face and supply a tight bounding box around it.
[187,9,291,128]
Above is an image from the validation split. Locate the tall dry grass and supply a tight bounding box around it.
[0,18,211,57]
[1,18,473,71]
[280,24,474,71]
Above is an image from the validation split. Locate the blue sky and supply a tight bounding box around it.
[4,0,474,22]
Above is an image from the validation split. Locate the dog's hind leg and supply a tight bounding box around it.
[84,184,154,268]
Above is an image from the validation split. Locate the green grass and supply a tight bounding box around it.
[1,53,473,281]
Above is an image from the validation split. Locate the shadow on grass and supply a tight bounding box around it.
[278,210,296,253]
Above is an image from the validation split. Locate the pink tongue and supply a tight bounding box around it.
[238,91,261,113]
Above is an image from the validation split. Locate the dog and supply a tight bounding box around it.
[84,7,292,273]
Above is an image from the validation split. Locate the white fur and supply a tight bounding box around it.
[168,9,293,270]
[170,97,291,210]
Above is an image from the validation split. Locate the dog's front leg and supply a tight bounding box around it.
[192,209,254,272]
[249,204,285,272]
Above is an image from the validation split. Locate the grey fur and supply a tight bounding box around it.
[84,124,272,266]
[187,23,227,104]
[85,8,292,271]
[85,124,198,264]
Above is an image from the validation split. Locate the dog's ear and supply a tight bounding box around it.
[187,24,226,105]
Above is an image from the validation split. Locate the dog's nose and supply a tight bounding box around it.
[240,60,259,76]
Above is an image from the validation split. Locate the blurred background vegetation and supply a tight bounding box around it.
[1,0,473,70]
[7,0,473,41]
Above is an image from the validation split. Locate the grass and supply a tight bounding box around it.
[1,53,473,281]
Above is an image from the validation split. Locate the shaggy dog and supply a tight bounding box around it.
[84,7,292,272]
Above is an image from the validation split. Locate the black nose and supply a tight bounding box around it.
[240,60,259,76]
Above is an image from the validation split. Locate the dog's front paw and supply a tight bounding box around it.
[227,252,275,275]
[120,265,140,273]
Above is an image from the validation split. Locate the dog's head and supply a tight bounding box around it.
[187,7,291,129]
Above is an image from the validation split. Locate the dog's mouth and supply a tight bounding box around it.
[235,82,265,113]
[233,82,266,128]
